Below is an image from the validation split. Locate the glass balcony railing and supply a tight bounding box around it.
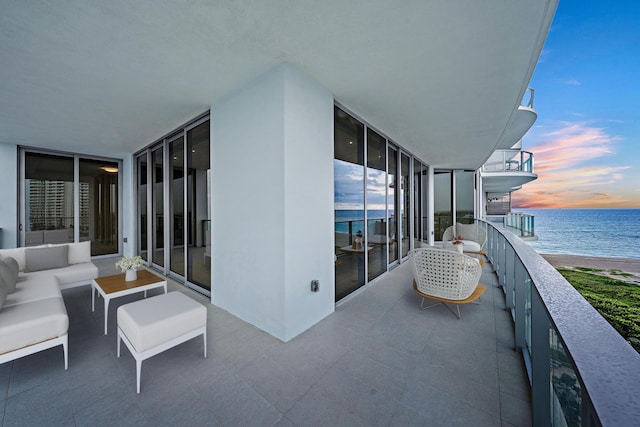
[504,211,535,237]
[523,87,535,109]
[482,149,534,173]
[480,220,640,426]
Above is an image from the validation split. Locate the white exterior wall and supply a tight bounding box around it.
[211,63,334,341]
[0,143,18,248]
[282,65,335,341]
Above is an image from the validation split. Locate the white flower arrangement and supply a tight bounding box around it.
[115,255,144,272]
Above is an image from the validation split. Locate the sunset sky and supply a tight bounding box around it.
[512,0,640,209]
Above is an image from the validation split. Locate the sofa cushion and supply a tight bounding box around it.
[0,296,69,354]
[68,241,91,264]
[24,245,69,273]
[2,276,62,308]
[0,279,7,312]
[0,248,27,272]
[0,257,19,293]
[53,263,99,287]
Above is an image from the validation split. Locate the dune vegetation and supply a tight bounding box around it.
[557,267,640,353]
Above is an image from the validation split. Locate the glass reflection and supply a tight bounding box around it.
[366,129,387,281]
[187,120,211,291]
[24,153,74,246]
[79,158,119,255]
[334,107,365,301]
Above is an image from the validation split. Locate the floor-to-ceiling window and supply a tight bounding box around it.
[434,170,476,240]
[79,158,119,255]
[387,146,399,265]
[135,113,211,295]
[151,146,164,267]
[137,155,148,261]
[366,128,387,281]
[434,170,453,241]
[334,106,429,301]
[413,159,424,244]
[455,170,475,224]
[21,150,121,255]
[400,152,410,258]
[169,134,185,276]
[186,120,211,290]
[334,107,365,301]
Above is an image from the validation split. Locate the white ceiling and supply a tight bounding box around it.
[0,0,557,169]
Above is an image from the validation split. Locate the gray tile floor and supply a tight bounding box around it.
[0,257,531,426]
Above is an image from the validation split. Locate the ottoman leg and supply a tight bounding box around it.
[137,359,142,394]
[203,330,207,358]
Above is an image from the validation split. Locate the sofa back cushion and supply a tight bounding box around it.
[24,245,69,272]
[0,247,27,272]
[68,241,91,264]
[0,257,19,293]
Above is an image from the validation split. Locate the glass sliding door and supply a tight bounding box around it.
[421,165,430,241]
[136,154,148,262]
[434,170,453,240]
[387,146,399,265]
[151,146,165,267]
[136,115,211,295]
[23,152,74,246]
[78,158,119,255]
[21,150,121,255]
[400,152,410,258]
[455,170,475,224]
[169,135,185,276]
[334,106,365,301]
[186,120,211,291]
[366,128,387,281]
[413,159,422,245]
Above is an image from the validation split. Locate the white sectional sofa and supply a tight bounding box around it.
[0,241,98,369]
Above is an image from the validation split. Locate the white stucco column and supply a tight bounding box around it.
[211,63,335,341]
[0,143,18,248]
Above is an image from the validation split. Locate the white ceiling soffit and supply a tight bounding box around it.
[0,1,557,166]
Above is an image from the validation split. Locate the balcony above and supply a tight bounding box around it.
[481,149,537,195]
[494,88,537,150]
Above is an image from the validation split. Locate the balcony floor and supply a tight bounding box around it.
[0,257,531,426]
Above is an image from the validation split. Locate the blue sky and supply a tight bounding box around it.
[513,0,640,208]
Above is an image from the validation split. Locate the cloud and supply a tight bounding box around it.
[562,79,582,86]
[512,122,633,208]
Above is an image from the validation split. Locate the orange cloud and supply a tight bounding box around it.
[512,122,634,208]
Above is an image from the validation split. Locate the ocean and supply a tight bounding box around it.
[335,210,390,234]
[513,208,640,260]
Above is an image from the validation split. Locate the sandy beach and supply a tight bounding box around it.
[542,254,640,283]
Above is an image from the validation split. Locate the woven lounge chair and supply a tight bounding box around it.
[408,247,486,319]
[442,222,487,254]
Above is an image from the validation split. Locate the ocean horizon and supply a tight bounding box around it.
[514,208,640,260]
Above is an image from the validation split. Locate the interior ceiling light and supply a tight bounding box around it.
[101,166,118,173]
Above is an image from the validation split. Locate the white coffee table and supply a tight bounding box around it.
[92,269,167,335]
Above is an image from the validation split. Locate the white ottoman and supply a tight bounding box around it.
[117,291,207,393]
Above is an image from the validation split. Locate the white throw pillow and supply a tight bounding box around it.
[456,223,478,242]
[68,241,92,264]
